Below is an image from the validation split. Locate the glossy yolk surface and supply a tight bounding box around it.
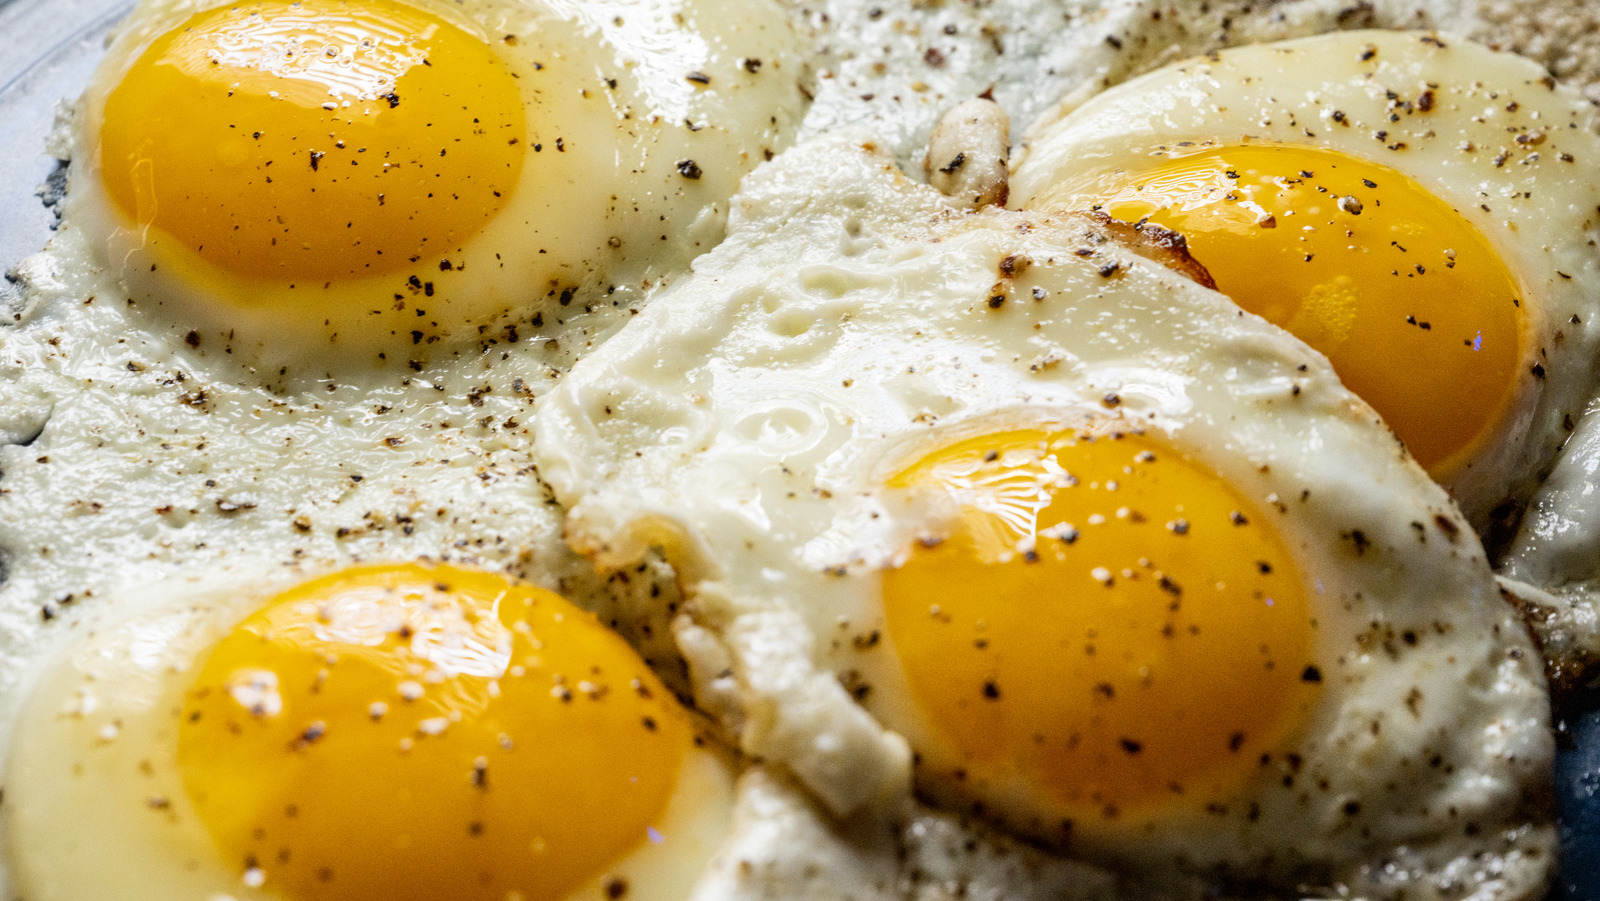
[177,564,689,901]
[1033,144,1524,477]
[883,429,1321,825]
[100,0,525,285]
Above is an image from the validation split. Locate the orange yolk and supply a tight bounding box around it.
[100,0,525,285]
[1031,144,1525,478]
[883,429,1321,826]
[178,564,689,901]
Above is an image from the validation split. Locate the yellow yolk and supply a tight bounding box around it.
[100,0,525,285]
[882,429,1320,827]
[1032,144,1525,477]
[177,564,689,901]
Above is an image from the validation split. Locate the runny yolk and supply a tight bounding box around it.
[100,0,525,285]
[177,564,689,901]
[882,429,1321,827]
[1032,144,1525,478]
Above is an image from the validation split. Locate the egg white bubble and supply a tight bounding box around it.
[532,131,1554,898]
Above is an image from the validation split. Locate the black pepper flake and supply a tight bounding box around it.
[939,152,966,174]
[740,57,762,73]
[309,150,325,171]
[382,92,401,108]
[1301,665,1323,683]
[606,878,630,899]
[1229,511,1249,526]
[676,159,703,180]
[1120,738,1143,755]
[642,716,658,732]
[1168,519,1190,535]
[1097,262,1121,278]
[292,721,327,751]
[982,680,1002,700]
[185,330,201,348]
[1229,731,1246,751]
[1532,362,1546,379]
[685,71,711,85]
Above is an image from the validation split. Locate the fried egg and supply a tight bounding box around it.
[4,561,735,901]
[66,0,808,369]
[1008,30,1600,535]
[0,2,1588,899]
[531,132,1554,897]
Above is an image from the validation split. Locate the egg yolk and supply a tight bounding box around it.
[883,429,1320,826]
[100,0,525,285]
[1031,144,1525,478]
[177,564,689,901]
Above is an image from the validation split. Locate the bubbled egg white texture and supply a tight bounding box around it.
[1009,30,1600,536]
[531,132,1555,899]
[64,0,809,369]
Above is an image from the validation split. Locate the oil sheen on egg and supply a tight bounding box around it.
[530,133,1554,899]
[1009,30,1600,533]
[67,0,808,368]
[4,563,735,901]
